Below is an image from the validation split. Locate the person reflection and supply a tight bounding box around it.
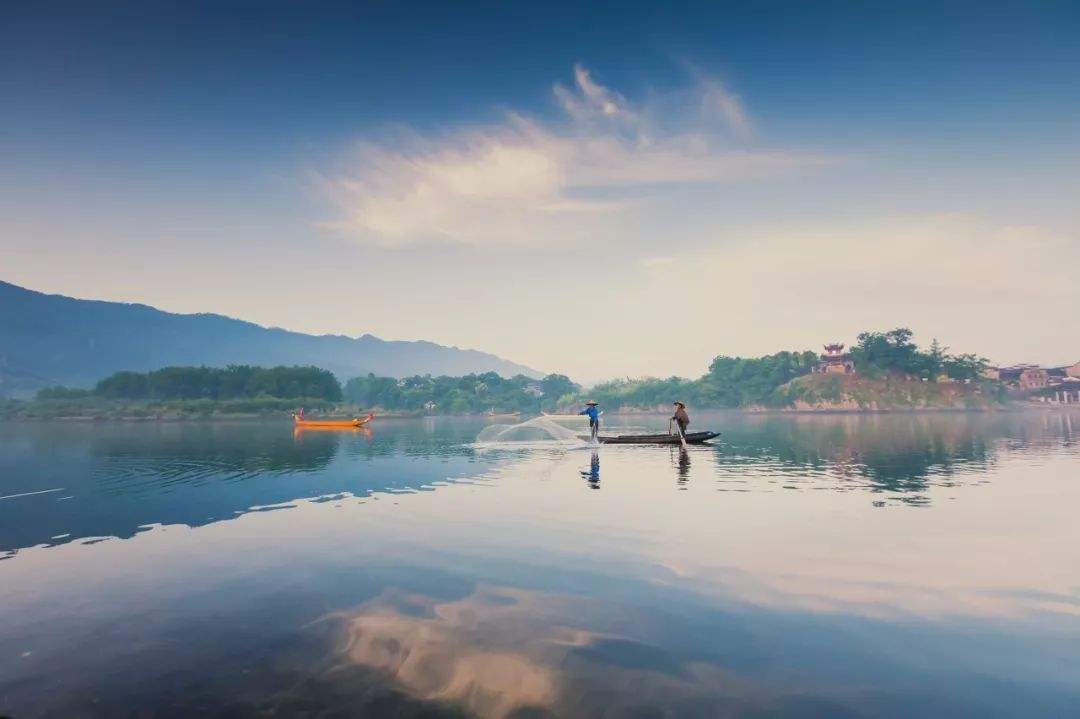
[580,449,600,489]
[674,447,691,488]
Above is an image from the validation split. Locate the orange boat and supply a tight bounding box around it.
[292,411,374,428]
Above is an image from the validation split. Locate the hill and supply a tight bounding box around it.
[0,280,540,397]
[775,374,1006,411]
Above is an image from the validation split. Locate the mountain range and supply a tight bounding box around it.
[0,280,540,397]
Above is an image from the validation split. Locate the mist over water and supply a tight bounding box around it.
[1,412,1079,717]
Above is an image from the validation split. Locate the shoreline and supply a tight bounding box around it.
[3,403,1078,423]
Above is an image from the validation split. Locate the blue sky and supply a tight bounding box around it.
[3,1,1079,380]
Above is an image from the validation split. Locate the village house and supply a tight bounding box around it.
[1020,367,1050,389]
[996,365,1050,390]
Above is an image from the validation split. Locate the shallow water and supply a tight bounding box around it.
[1,412,1079,718]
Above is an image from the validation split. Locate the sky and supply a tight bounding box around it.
[2,1,1079,382]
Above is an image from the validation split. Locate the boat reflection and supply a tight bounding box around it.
[674,446,691,487]
[293,425,373,440]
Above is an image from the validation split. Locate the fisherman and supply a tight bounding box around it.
[580,400,601,442]
[671,401,690,438]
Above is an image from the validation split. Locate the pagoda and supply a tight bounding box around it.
[814,343,856,375]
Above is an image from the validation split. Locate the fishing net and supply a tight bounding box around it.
[475,416,584,444]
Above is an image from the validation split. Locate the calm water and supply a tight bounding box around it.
[1,412,1079,718]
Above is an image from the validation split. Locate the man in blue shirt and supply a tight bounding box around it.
[580,401,601,442]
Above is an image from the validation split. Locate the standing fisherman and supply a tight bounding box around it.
[671,401,690,439]
[580,401,601,442]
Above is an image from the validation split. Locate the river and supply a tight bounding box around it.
[1,412,1078,717]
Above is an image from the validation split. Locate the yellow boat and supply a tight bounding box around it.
[292,412,374,428]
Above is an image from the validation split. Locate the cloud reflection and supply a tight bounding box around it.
[331,585,856,719]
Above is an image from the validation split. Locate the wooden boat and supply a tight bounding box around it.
[578,431,720,445]
[486,410,522,419]
[292,412,374,428]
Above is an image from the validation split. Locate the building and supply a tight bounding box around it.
[814,343,856,375]
[998,365,1049,390]
[1019,367,1049,389]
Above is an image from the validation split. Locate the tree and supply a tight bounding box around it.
[539,374,579,410]
[943,353,988,381]
[36,386,92,400]
[850,328,922,377]
[925,339,947,380]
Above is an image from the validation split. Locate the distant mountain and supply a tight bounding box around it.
[0,280,540,397]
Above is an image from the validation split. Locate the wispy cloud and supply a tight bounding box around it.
[319,64,827,247]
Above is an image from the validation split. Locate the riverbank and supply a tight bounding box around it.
[4,384,1064,422]
[567,376,1014,413]
[771,374,1009,411]
[0,397,530,422]
[0,397,338,422]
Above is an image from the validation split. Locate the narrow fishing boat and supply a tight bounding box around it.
[577,431,720,445]
[292,411,375,428]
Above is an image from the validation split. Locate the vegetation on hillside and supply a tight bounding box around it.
[576,329,993,410]
[777,374,1007,410]
[344,372,578,413]
[849,329,987,381]
[582,350,818,410]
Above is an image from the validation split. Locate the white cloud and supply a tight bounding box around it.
[320,64,826,247]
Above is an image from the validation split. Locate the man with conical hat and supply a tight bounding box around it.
[671,401,690,438]
[580,400,601,442]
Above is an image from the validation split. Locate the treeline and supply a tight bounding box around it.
[40,365,343,401]
[344,372,578,413]
[578,329,990,410]
[583,351,819,410]
[847,328,986,381]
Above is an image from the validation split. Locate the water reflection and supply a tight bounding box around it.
[3,412,1080,717]
[329,586,815,718]
[4,412,1079,557]
[324,583,1080,718]
[0,419,500,557]
[708,413,1012,499]
[579,450,600,489]
[674,446,691,488]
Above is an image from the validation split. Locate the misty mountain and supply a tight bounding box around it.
[0,280,540,397]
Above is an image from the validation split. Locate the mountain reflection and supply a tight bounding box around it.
[0,420,500,557]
